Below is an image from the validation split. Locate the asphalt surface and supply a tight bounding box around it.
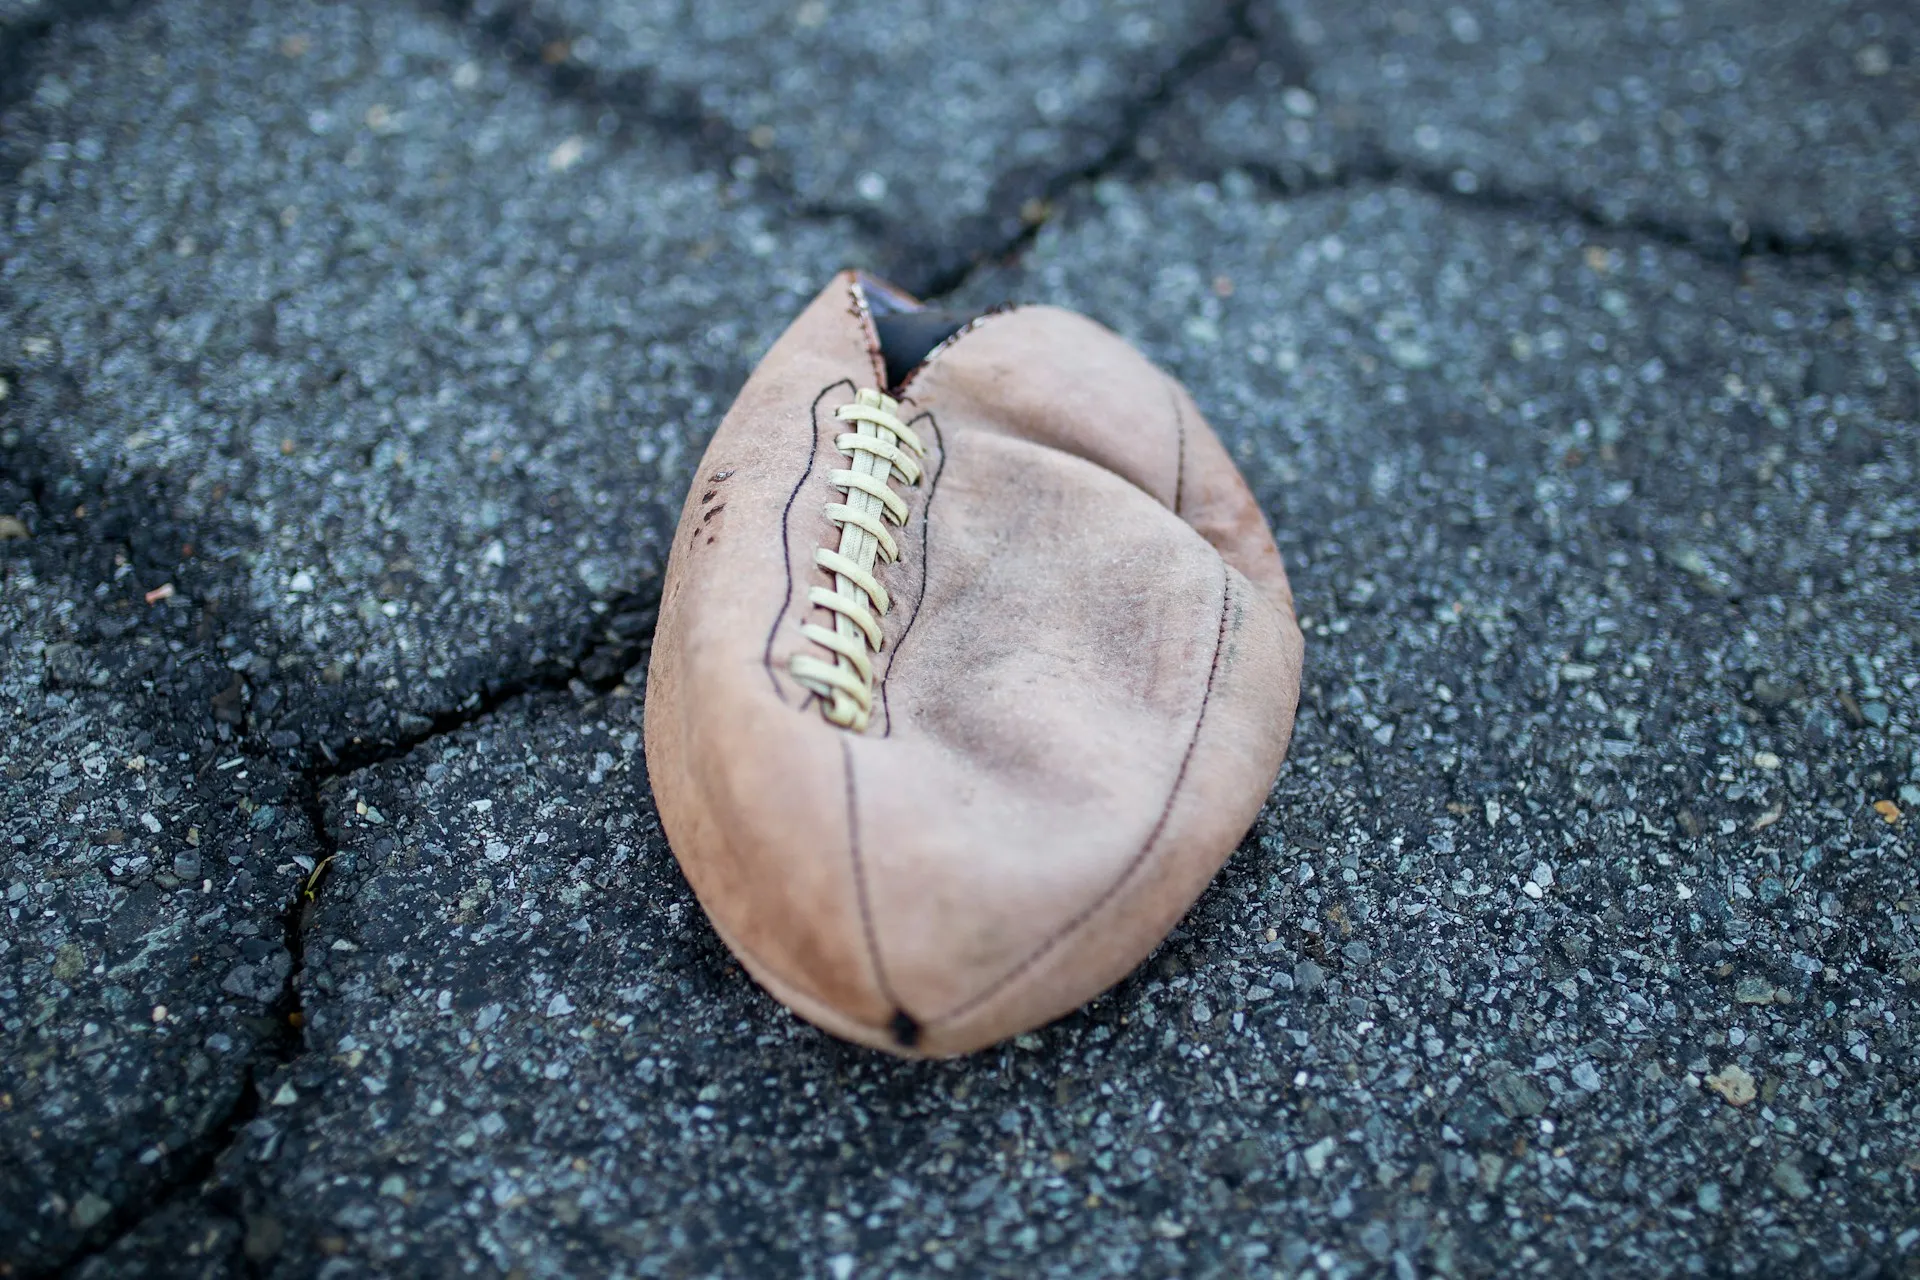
[1158,0,1920,257]
[2,0,1916,1277]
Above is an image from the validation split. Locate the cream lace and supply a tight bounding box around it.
[788,389,927,731]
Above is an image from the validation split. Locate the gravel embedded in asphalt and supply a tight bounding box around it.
[1155,0,1920,257]
[450,0,1237,290]
[3,0,1916,1275]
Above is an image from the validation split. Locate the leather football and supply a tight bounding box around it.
[644,270,1304,1056]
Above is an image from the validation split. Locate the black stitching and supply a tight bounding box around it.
[927,561,1235,1029]
[877,408,946,738]
[1169,385,1188,517]
[763,379,853,700]
[843,736,905,1017]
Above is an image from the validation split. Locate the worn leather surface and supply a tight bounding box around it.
[644,270,1304,1056]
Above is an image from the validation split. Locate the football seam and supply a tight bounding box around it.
[840,735,908,1028]
[924,558,1236,1032]
[1169,383,1188,517]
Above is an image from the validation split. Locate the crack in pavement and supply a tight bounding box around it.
[420,0,864,234]
[912,0,1259,303]
[421,0,1256,300]
[1137,7,1917,276]
[0,0,145,104]
[4,0,1913,1271]
[9,0,1908,314]
[34,580,661,1276]
[1217,145,1912,276]
[417,0,1906,303]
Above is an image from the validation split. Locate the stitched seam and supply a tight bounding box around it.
[878,409,944,738]
[842,736,903,1012]
[1169,386,1188,516]
[846,276,891,391]
[787,388,927,731]
[892,303,1018,398]
[928,561,1235,1029]
[763,380,852,700]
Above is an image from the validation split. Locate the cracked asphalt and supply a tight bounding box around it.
[2,0,1916,1276]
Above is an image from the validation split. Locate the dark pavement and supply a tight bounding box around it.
[2,1,1916,1276]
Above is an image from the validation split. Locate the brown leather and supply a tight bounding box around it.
[643,270,1304,1056]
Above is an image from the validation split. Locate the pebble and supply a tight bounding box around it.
[1705,1065,1757,1107]
[71,1192,113,1230]
[1770,1159,1814,1200]
[1487,1065,1549,1118]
